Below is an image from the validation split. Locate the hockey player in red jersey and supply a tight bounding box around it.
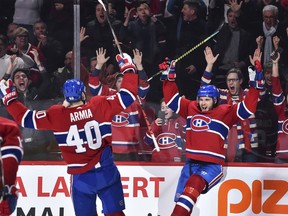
[270,51,288,162]
[0,116,23,216]
[89,48,151,161]
[0,53,138,216]
[160,48,264,216]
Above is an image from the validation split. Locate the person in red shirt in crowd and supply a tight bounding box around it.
[144,98,186,162]
[89,47,151,161]
[0,116,23,216]
[271,50,288,163]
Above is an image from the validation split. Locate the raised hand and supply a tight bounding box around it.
[0,79,18,105]
[95,47,110,69]
[160,58,176,81]
[256,36,263,49]
[249,48,262,67]
[133,49,143,70]
[248,49,265,90]
[116,53,137,74]
[272,36,280,50]
[80,27,89,43]
[204,46,219,65]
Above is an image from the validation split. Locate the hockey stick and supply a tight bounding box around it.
[146,21,225,82]
[98,0,123,55]
[0,136,5,202]
[98,0,160,152]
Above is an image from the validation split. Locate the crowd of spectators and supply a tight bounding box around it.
[0,0,287,163]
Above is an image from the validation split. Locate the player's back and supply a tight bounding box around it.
[45,100,114,174]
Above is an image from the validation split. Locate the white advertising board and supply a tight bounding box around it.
[12,163,288,216]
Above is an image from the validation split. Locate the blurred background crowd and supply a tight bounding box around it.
[0,0,287,163]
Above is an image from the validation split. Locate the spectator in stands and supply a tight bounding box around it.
[0,34,34,79]
[211,8,253,89]
[144,98,186,162]
[232,0,285,35]
[207,0,225,34]
[51,50,73,98]
[119,1,166,102]
[271,51,288,163]
[89,47,151,161]
[0,59,58,161]
[6,23,19,45]
[46,0,74,55]
[202,46,260,162]
[13,0,44,40]
[82,1,122,66]
[172,0,208,100]
[3,47,50,101]
[255,60,278,162]
[32,20,64,76]
[253,5,287,65]
[9,27,46,88]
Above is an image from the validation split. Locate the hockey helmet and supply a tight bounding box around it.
[63,79,85,102]
[197,85,219,103]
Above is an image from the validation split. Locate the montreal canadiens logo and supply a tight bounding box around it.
[191,114,211,131]
[112,112,129,127]
[157,133,176,146]
[282,119,288,135]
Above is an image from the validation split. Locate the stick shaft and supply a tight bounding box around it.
[137,96,160,152]
[99,0,160,151]
[146,22,224,82]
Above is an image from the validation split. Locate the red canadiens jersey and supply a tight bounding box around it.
[6,74,138,174]
[0,117,23,163]
[163,81,260,165]
[0,117,23,185]
[144,117,186,162]
[271,77,288,158]
[89,74,150,154]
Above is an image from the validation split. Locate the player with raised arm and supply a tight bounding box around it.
[0,53,138,216]
[160,48,264,216]
[0,116,23,216]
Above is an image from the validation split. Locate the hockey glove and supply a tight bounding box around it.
[160,58,176,81]
[248,60,265,90]
[0,79,18,106]
[0,185,18,216]
[116,53,137,74]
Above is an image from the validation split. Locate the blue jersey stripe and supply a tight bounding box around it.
[118,89,135,109]
[186,149,225,160]
[2,147,23,163]
[22,110,35,129]
[167,93,180,113]
[237,102,253,120]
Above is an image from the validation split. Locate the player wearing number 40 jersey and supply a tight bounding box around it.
[0,53,139,216]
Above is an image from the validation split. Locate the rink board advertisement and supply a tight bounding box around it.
[12,163,288,216]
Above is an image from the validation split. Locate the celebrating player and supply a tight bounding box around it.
[160,48,264,216]
[0,116,23,216]
[0,53,138,216]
